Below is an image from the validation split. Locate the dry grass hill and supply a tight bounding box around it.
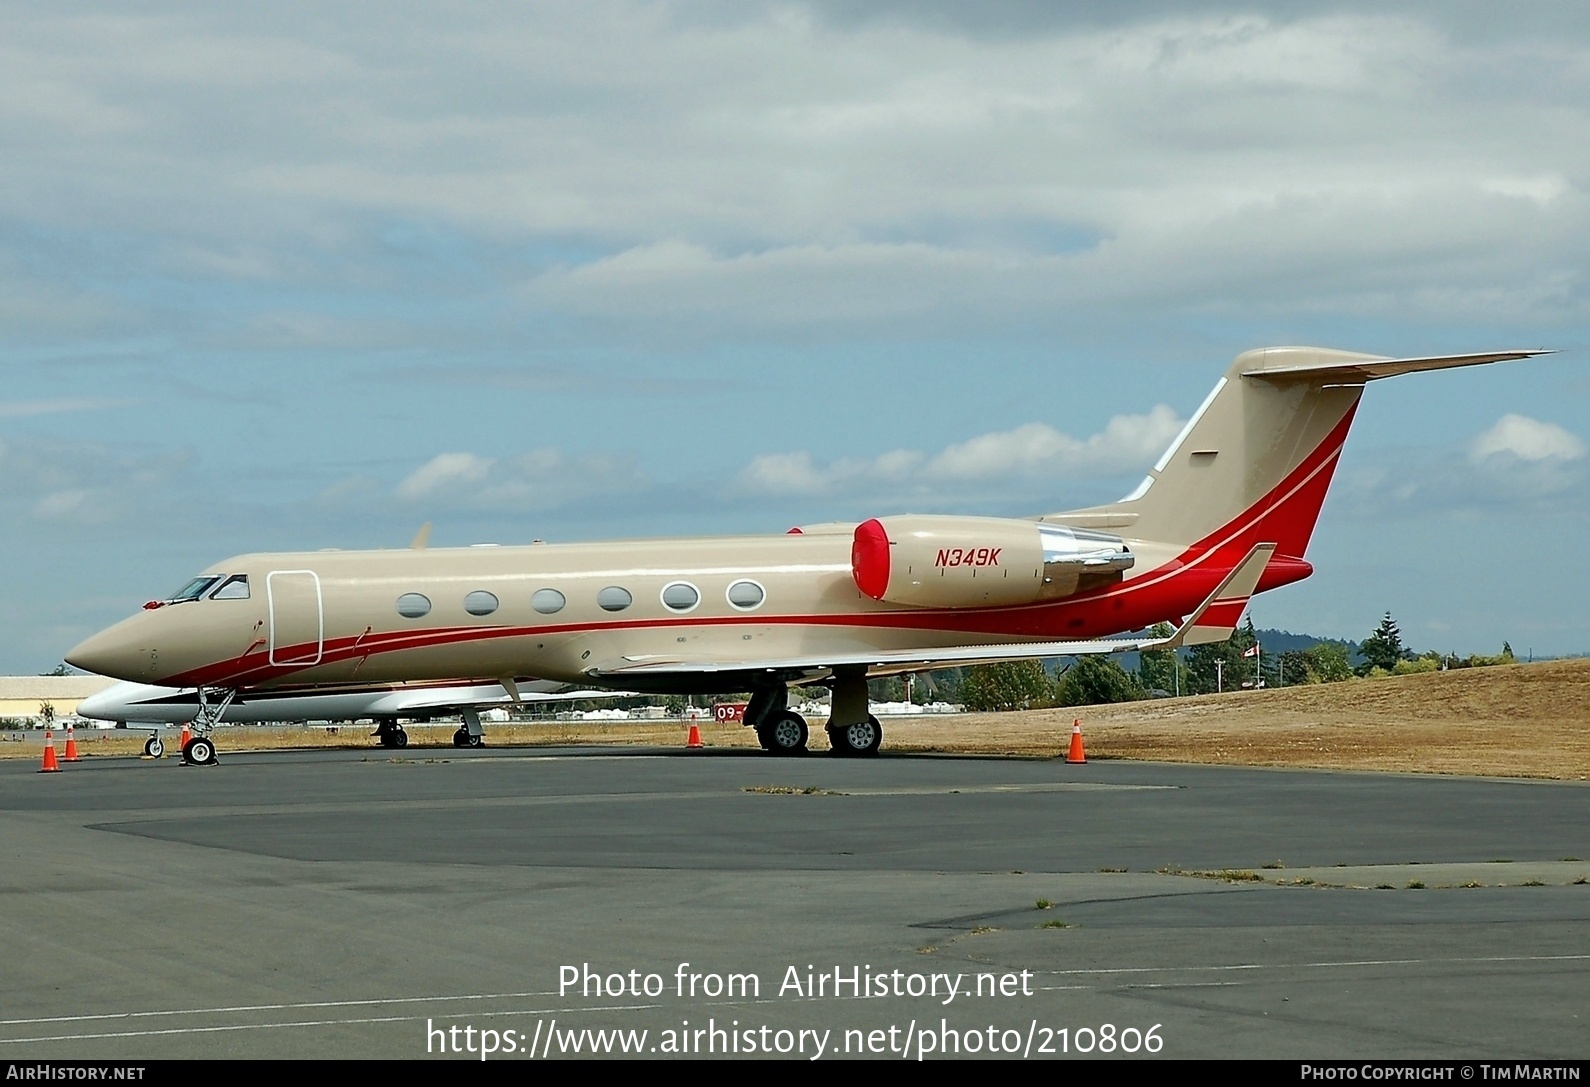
[21,658,1590,779]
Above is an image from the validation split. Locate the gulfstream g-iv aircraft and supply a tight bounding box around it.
[77,678,630,761]
[67,346,1546,763]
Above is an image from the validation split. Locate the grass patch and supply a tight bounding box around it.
[741,785,838,796]
[1261,860,1286,869]
[1193,869,1263,883]
[1041,919,1068,929]
[1035,899,1053,910]
[1375,884,1395,890]
[969,926,998,935]
[1407,880,1426,889]
[1460,880,1484,888]
[1522,880,1547,887]
[1098,866,1127,873]
[1291,877,1316,886]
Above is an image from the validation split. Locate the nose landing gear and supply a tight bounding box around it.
[180,687,236,766]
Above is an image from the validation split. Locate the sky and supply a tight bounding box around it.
[1,1,1587,671]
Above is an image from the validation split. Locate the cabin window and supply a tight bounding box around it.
[464,590,499,616]
[168,576,221,603]
[597,586,633,612]
[209,575,250,600]
[396,592,432,618]
[727,579,765,610]
[532,588,566,614]
[660,581,700,612]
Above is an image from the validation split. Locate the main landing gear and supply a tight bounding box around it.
[451,708,486,748]
[181,687,236,766]
[143,735,165,759]
[827,715,883,758]
[756,710,809,756]
[373,720,409,749]
[745,668,885,758]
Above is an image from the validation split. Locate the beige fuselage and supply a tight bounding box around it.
[68,530,1190,694]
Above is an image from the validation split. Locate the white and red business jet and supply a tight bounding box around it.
[76,678,629,759]
[67,346,1546,764]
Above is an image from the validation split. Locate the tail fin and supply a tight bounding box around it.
[1043,347,1546,558]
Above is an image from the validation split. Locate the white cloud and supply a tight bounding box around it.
[0,397,135,418]
[1338,415,1589,520]
[738,406,1181,499]
[1469,414,1587,463]
[0,434,192,524]
[1,6,1587,339]
[396,452,494,501]
[394,448,646,512]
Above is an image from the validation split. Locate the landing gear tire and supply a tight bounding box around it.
[182,737,216,765]
[829,715,883,757]
[758,711,808,756]
[393,729,408,748]
[143,736,164,758]
[453,728,483,748]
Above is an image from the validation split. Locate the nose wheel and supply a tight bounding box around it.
[143,736,164,758]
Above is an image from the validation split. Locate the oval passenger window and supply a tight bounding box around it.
[396,593,432,619]
[532,588,566,614]
[727,580,765,609]
[596,586,632,612]
[464,590,498,616]
[661,582,699,612]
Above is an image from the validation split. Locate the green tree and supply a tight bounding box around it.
[1183,617,1258,694]
[1358,612,1408,675]
[1057,656,1144,706]
[959,661,1054,712]
[1136,623,1184,695]
[1308,642,1354,682]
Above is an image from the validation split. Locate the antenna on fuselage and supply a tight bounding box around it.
[410,522,432,550]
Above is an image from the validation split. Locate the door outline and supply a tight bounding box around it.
[267,570,324,667]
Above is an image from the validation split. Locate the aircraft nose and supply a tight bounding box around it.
[65,625,153,683]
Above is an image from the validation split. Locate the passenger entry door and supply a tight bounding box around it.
[267,570,323,667]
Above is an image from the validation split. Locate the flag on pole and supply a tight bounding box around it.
[1242,644,1260,658]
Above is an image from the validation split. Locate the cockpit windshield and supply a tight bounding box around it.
[167,575,222,603]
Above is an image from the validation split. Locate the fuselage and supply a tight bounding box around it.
[64,528,1287,695]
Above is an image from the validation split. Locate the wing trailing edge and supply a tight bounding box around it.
[590,544,1277,680]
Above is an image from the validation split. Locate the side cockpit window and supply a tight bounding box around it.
[209,575,250,600]
[168,576,222,603]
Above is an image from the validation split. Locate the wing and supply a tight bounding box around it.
[589,544,1276,681]
[364,682,631,715]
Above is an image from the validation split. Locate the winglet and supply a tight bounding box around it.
[410,522,432,550]
[1159,543,1276,648]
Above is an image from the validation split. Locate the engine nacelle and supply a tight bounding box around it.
[852,515,1133,609]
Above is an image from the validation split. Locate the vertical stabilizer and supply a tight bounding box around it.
[1042,346,1546,559]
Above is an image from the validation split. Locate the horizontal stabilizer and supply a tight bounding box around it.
[1162,543,1275,648]
[1242,348,1552,384]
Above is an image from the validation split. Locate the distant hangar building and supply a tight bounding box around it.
[0,675,117,722]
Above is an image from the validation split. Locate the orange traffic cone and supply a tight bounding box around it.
[180,723,191,750]
[1065,719,1087,765]
[686,723,703,749]
[62,719,80,762]
[39,728,62,773]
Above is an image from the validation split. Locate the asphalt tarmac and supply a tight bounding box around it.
[2,745,1586,1060]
